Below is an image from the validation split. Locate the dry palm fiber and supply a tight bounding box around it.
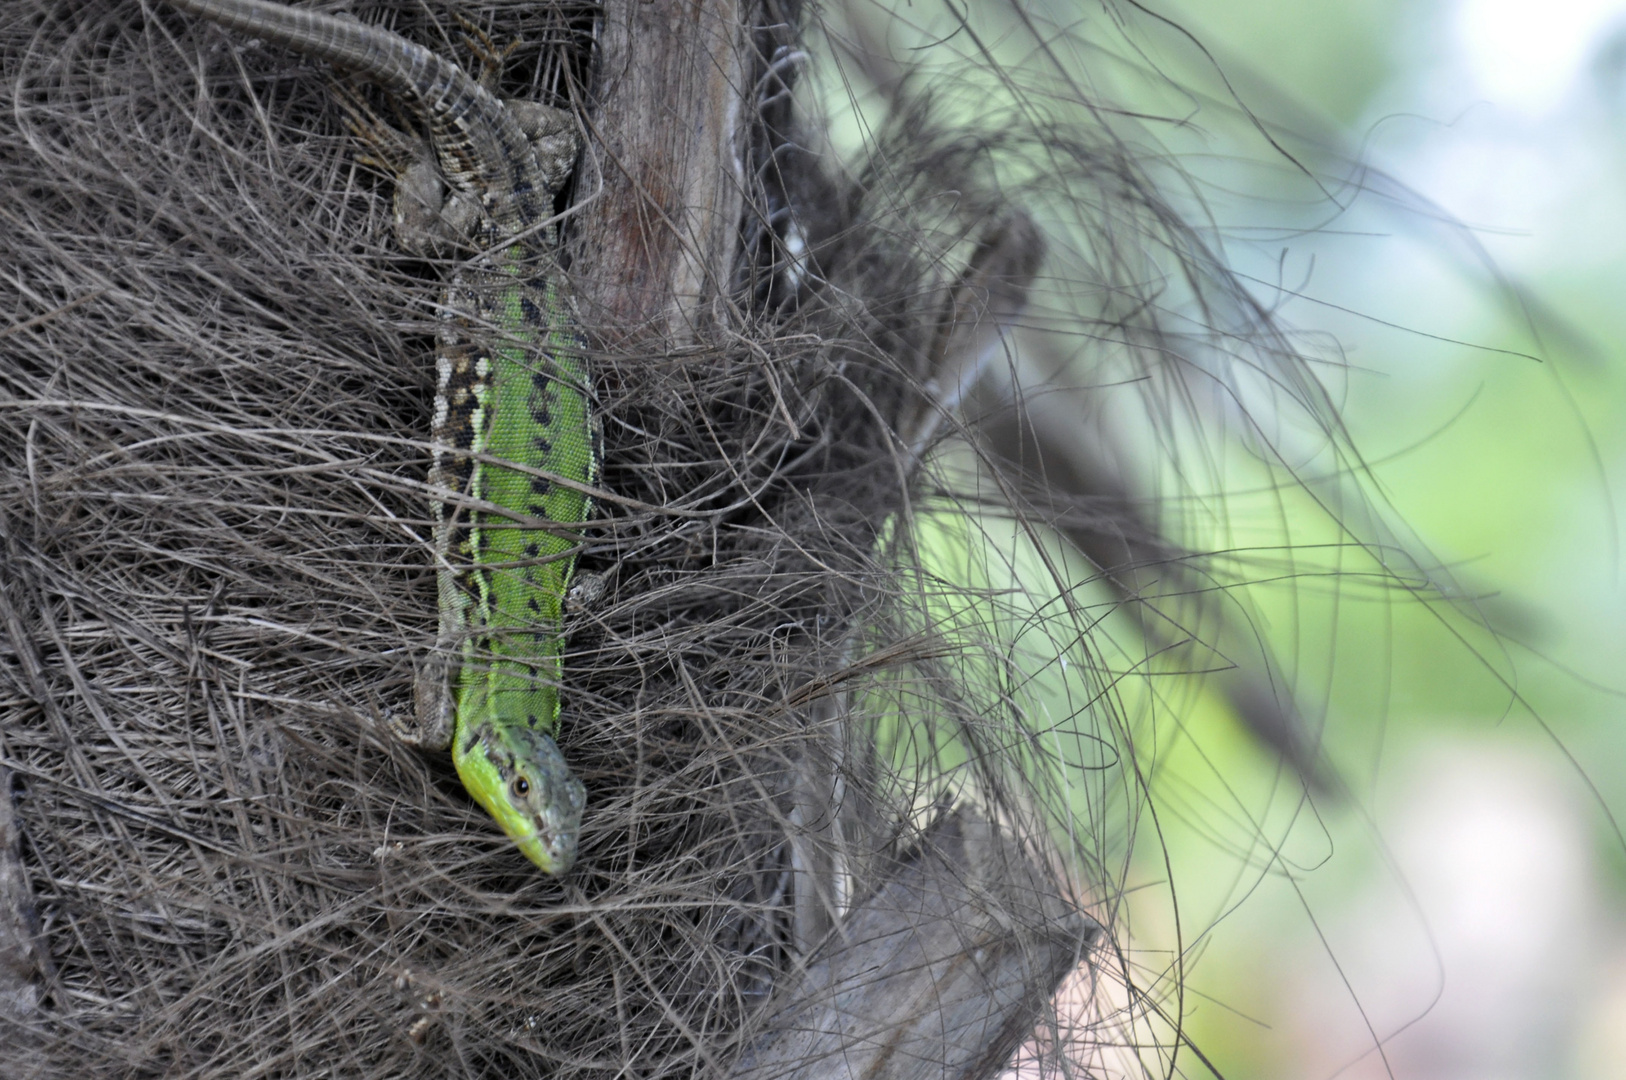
[0,0,1384,1076]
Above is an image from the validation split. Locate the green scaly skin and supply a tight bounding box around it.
[161,0,592,873]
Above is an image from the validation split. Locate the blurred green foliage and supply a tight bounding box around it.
[821,0,1626,1074]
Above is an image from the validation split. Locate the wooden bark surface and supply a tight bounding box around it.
[731,809,1097,1080]
[573,0,751,344]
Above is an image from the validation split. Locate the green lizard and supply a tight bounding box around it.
[159,0,593,874]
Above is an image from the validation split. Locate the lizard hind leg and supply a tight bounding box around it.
[450,14,581,194]
[329,78,479,258]
[508,101,581,195]
[400,651,457,752]
[453,14,520,96]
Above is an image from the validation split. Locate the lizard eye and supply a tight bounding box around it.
[511,777,531,798]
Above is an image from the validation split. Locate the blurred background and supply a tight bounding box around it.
[1118,1,1626,1075]
[817,0,1626,1075]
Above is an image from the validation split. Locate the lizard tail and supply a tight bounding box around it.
[159,0,533,212]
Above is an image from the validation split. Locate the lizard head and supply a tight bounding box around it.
[456,723,586,875]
